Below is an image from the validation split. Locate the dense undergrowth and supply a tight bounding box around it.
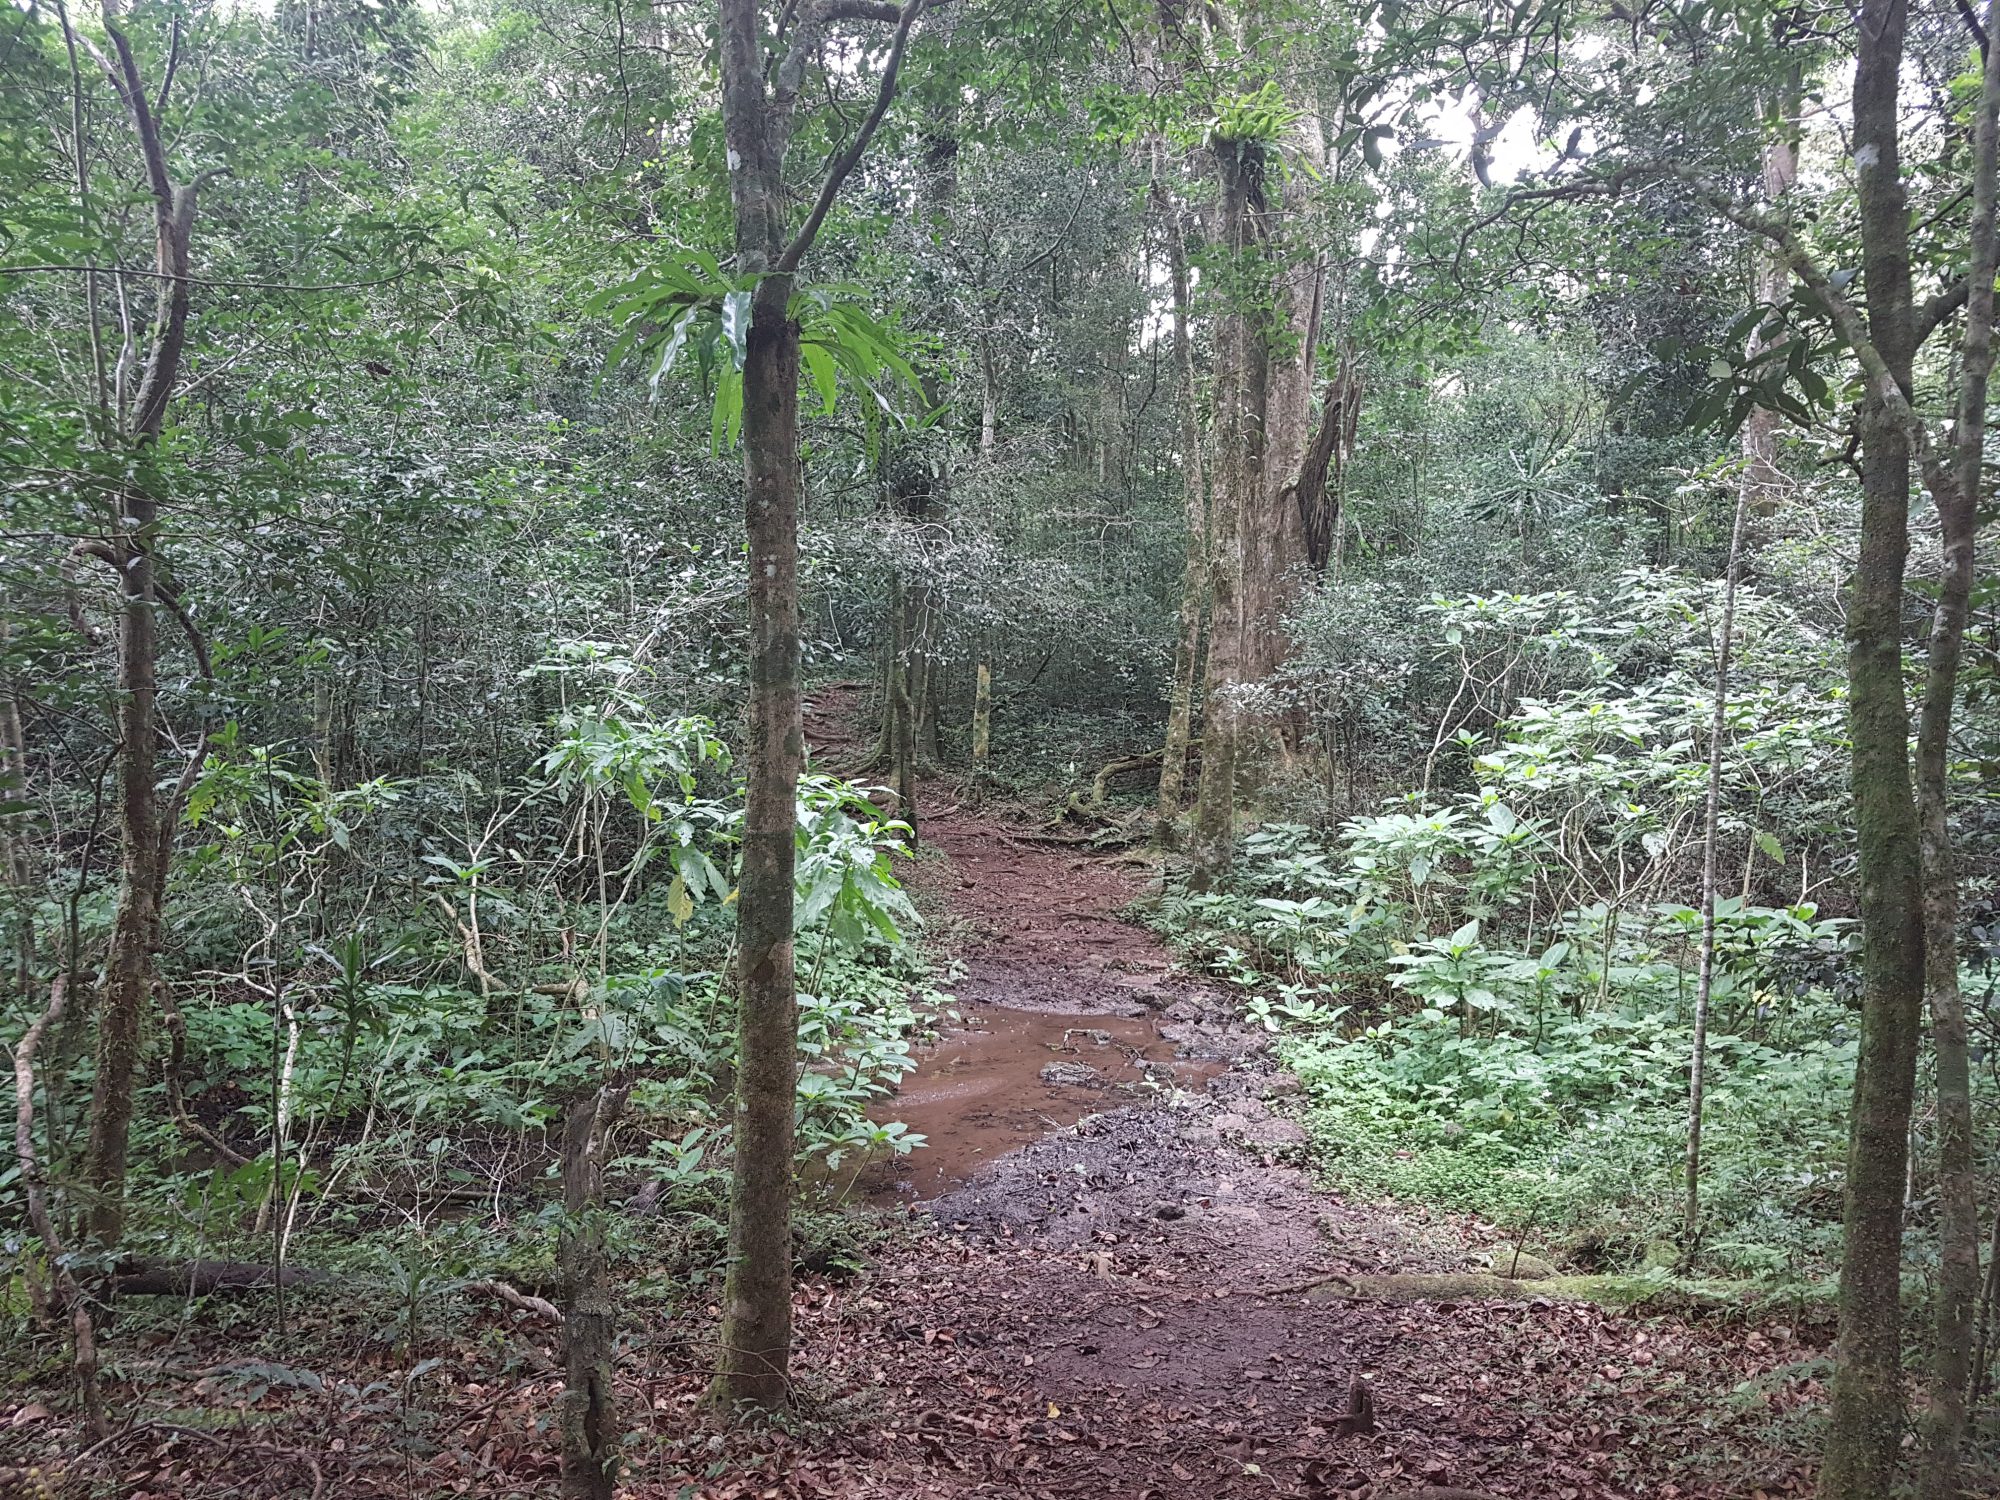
[1150,572,2000,1287]
[3,668,940,1337]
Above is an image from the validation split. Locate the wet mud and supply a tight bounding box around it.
[861,1006,1225,1202]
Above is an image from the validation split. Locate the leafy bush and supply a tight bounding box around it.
[1281,1005,1855,1276]
[1151,577,1911,1281]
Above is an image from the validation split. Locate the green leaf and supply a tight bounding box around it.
[648,308,699,400]
[722,289,751,369]
[802,340,838,414]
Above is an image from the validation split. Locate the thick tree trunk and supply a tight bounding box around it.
[1820,3,1928,1491]
[715,279,804,1410]
[1240,113,1324,691]
[1917,5,1999,1490]
[1190,136,1265,889]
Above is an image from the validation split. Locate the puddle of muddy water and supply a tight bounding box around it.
[854,1006,1222,1204]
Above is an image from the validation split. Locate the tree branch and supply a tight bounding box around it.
[69,539,212,679]
[1916,277,1971,348]
[818,0,903,19]
[775,0,925,274]
[1670,166,1936,465]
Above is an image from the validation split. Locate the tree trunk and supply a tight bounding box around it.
[711,0,919,1410]
[890,574,918,838]
[979,337,998,457]
[560,1085,629,1500]
[1684,475,1751,1248]
[1917,4,1999,1490]
[970,662,991,769]
[714,275,804,1411]
[1189,135,1266,889]
[1820,2,1928,1491]
[82,11,199,1251]
[1151,150,1207,842]
[1240,112,1324,692]
[1741,72,1800,517]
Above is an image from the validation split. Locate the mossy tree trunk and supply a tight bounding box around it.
[1189,133,1267,891]
[1819,1,1927,1489]
[1917,2,1999,1490]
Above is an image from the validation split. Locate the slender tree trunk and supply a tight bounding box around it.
[890,574,917,839]
[715,277,804,1410]
[1821,3,1928,1491]
[560,1085,629,1500]
[1741,72,1800,517]
[82,11,198,1250]
[1917,5,1999,1490]
[711,0,920,1409]
[1152,155,1207,842]
[1684,476,1751,1248]
[979,336,998,457]
[970,662,991,769]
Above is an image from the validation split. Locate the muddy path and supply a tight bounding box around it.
[667,690,1830,1500]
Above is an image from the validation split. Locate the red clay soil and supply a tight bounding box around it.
[0,689,1835,1499]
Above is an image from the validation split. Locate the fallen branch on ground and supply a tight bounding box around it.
[465,1279,563,1324]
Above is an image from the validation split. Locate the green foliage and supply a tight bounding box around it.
[586,255,925,456]
[1153,570,1908,1281]
[1281,1004,1857,1277]
[1210,82,1303,144]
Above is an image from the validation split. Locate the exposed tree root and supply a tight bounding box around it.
[465,1278,563,1324]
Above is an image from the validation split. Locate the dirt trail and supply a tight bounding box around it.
[671,691,1829,1499]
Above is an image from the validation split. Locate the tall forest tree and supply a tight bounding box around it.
[711,0,923,1410]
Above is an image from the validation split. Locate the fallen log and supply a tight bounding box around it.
[465,1278,562,1324]
[109,1259,335,1298]
[110,1259,559,1326]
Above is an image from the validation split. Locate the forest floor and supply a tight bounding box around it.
[0,690,1834,1500]
[668,686,1830,1500]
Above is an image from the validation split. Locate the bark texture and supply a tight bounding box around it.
[711,0,920,1411]
[1916,2,2000,1489]
[715,277,804,1410]
[1189,134,1266,890]
[560,1085,629,1500]
[1820,2,1928,1490]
